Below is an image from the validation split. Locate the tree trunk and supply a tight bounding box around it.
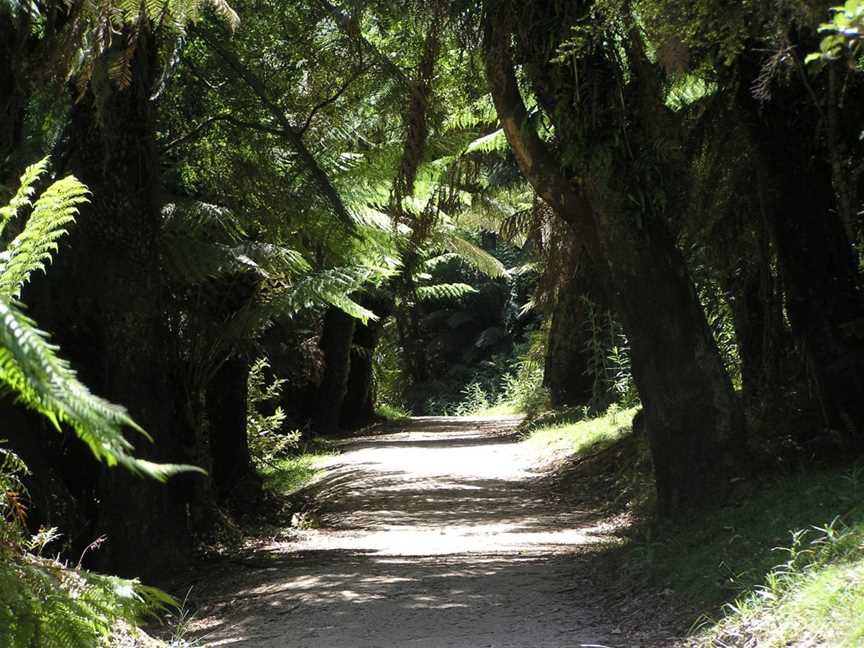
[602,208,746,517]
[0,8,25,180]
[207,357,262,506]
[484,4,745,517]
[42,27,192,576]
[314,306,356,435]
[340,291,392,429]
[544,274,596,408]
[734,61,864,445]
[394,301,430,386]
[340,322,378,429]
[765,155,864,443]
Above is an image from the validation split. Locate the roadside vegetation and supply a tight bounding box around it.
[2,0,864,645]
[520,401,864,646]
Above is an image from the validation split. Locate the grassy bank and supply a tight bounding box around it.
[258,440,337,495]
[681,466,864,646]
[521,404,639,459]
[524,406,864,646]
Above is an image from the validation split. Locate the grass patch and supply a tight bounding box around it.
[522,404,639,460]
[375,403,411,422]
[473,402,522,416]
[613,462,864,645]
[258,440,337,495]
[692,465,864,647]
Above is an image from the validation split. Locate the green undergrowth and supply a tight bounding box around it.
[258,439,337,495]
[374,403,412,423]
[529,407,864,646]
[521,404,639,460]
[614,462,864,646]
[0,552,172,647]
[474,402,523,416]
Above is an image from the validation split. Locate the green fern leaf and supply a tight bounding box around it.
[415,282,477,301]
[0,175,89,298]
[0,158,50,237]
[0,298,202,480]
[438,232,507,278]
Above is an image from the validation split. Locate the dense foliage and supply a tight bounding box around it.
[2,0,864,643]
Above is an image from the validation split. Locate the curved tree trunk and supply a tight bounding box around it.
[484,4,745,518]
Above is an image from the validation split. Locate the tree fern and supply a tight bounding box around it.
[267,265,391,324]
[162,200,312,281]
[0,550,174,648]
[437,230,508,278]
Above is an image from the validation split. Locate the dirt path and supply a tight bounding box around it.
[184,417,643,647]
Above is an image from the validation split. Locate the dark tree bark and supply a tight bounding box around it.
[207,357,262,506]
[0,8,26,179]
[340,291,392,429]
[314,306,357,435]
[763,154,864,442]
[734,54,864,445]
[340,322,378,429]
[544,272,598,408]
[35,27,193,576]
[603,208,746,517]
[484,3,745,517]
[723,221,792,407]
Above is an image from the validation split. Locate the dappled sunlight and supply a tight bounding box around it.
[187,417,622,647]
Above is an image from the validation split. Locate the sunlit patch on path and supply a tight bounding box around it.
[186,417,626,647]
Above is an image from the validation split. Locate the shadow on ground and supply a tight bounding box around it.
[174,416,677,648]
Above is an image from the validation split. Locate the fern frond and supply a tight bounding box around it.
[0,175,89,299]
[269,266,387,324]
[0,158,50,237]
[162,236,310,287]
[0,552,175,648]
[238,242,311,278]
[464,128,508,154]
[415,282,477,301]
[498,208,534,243]
[423,252,459,270]
[0,298,200,481]
[438,232,507,278]
[162,200,245,243]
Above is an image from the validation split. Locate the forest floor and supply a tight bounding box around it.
[174,416,680,648]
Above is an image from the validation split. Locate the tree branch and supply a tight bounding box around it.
[312,0,422,103]
[161,113,285,154]
[298,64,370,136]
[482,8,600,256]
[196,28,357,233]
